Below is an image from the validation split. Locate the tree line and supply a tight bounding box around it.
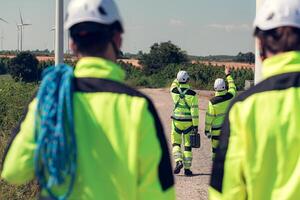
[0,52,76,82]
[120,41,254,90]
[0,41,254,90]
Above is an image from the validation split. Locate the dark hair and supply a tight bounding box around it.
[254,26,300,54]
[70,22,122,56]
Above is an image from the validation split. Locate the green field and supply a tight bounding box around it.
[0,75,38,200]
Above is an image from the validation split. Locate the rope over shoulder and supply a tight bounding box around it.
[34,64,77,200]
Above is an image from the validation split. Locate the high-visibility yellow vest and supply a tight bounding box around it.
[170,79,199,129]
[205,75,236,153]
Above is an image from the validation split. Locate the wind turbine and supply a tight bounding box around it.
[15,23,20,51]
[0,17,8,51]
[18,9,32,51]
[0,18,8,24]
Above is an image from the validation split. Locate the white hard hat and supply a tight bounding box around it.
[214,78,226,91]
[65,0,123,32]
[254,0,300,31]
[177,71,189,83]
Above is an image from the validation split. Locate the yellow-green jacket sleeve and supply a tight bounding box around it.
[227,75,237,97]
[191,94,199,127]
[1,99,37,185]
[205,101,215,134]
[137,100,175,200]
[170,79,179,92]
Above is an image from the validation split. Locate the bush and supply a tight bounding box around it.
[139,41,189,75]
[119,61,254,90]
[0,75,38,200]
[9,52,39,82]
[0,58,9,74]
[37,60,55,80]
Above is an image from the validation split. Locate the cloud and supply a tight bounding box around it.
[169,19,184,27]
[208,24,251,32]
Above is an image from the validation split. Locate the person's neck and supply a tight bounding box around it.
[78,54,115,61]
[78,48,116,61]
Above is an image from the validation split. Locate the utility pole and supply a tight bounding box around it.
[50,27,55,52]
[55,0,64,65]
[255,0,264,84]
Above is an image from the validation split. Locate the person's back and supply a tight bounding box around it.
[1,1,175,199]
[71,58,175,199]
[205,69,236,158]
[210,0,300,199]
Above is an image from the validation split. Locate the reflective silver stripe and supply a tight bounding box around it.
[183,163,192,167]
[183,157,192,161]
[174,152,182,159]
[172,115,192,120]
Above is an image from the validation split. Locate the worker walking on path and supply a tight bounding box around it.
[204,68,237,159]
[170,71,199,176]
[1,0,175,199]
[210,0,300,199]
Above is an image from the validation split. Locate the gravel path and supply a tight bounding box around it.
[141,88,214,200]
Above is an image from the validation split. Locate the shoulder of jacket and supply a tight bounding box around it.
[210,93,233,105]
[172,87,196,96]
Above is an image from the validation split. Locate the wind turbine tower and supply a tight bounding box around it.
[18,9,32,51]
[0,29,4,51]
[0,17,8,51]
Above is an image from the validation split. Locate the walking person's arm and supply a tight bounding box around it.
[170,79,179,92]
[225,68,237,97]
[205,101,214,138]
[1,99,37,184]
[191,94,199,129]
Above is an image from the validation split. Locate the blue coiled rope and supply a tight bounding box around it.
[34,64,77,200]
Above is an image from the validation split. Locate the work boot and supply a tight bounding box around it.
[174,161,183,174]
[184,169,193,176]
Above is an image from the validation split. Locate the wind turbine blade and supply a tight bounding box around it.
[0,18,8,23]
[19,9,24,25]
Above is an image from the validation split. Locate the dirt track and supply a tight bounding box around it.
[140,88,214,200]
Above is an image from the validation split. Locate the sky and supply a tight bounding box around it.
[0,0,256,56]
